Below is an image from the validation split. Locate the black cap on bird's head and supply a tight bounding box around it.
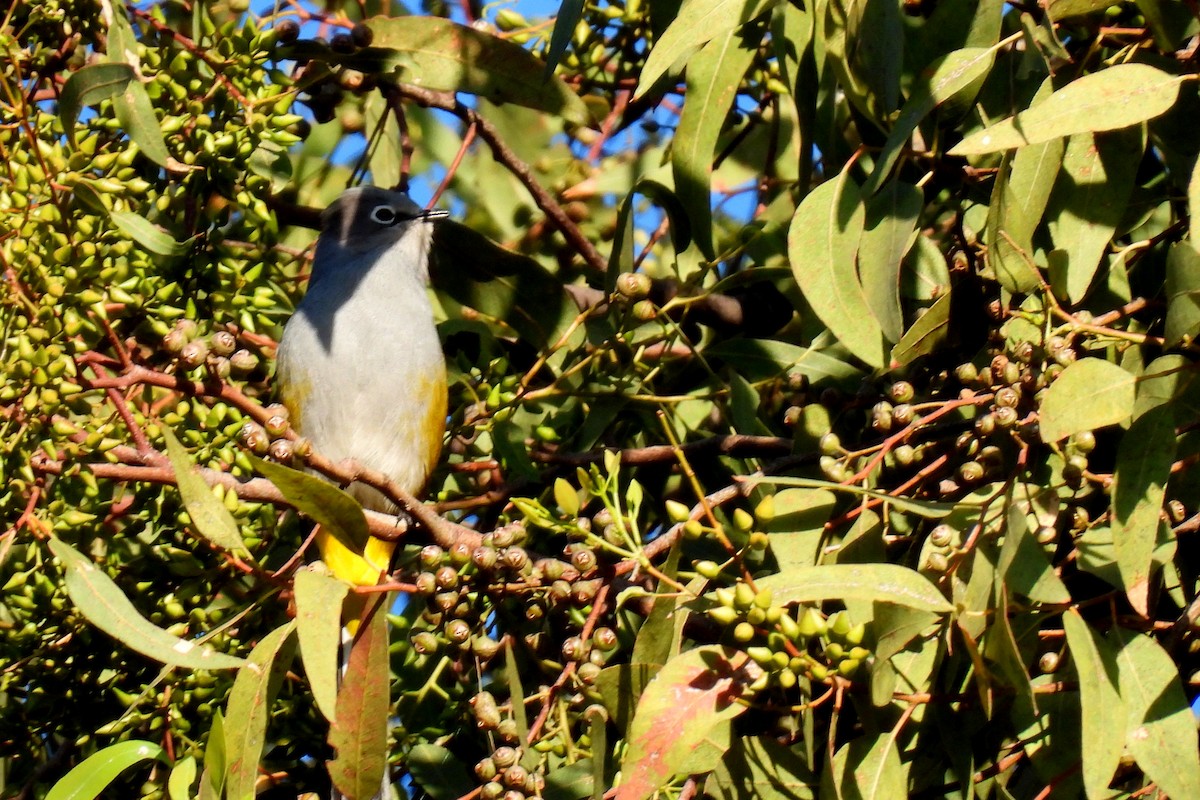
[318,186,448,253]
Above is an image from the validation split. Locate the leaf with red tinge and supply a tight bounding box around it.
[224,623,297,800]
[328,597,391,800]
[616,646,762,800]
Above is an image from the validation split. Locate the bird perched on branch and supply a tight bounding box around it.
[276,185,449,586]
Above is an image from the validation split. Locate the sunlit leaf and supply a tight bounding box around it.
[755,563,952,613]
[673,27,757,259]
[636,0,778,98]
[110,210,189,257]
[1111,405,1175,616]
[789,170,887,368]
[45,741,164,800]
[951,64,1183,155]
[859,181,922,342]
[1037,358,1135,442]
[294,567,349,723]
[250,455,369,555]
[162,427,247,556]
[1111,628,1200,800]
[58,63,135,147]
[49,537,244,670]
[1047,127,1143,303]
[328,599,390,800]
[1062,610,1123,799]
[890,291,951,367]
[616,646,761,800]
[224,623,297,800]
[363,17,590,126]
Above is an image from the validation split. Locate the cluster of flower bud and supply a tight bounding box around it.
[163,320,260,380]
[474,746,546,800]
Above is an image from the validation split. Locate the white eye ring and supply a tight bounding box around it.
[370,206,396,225]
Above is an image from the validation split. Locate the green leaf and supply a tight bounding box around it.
[616,646,761,800]
[755,563,952,613]
[58,63,135,147]
[109,210,189,257]
[985,80,1063,293]
[167,756,197,800]
[705,734,811,796]
[865,47,997,194]
[45,741,164,800]
[162,427,247,556]
[788,170,887,368]
[950,64,1184,155]
[859,181,922,342]
[1190,159,1200,244]
[294,567,349,724]
[998,504,1070,605]
[672,27,757,259]
[636,0,778,98]
[1111,628,1200,800]
[1165,242,1200,347]
[224,622,297,800]
[1037,358,1135,442]
[249,455,369,555]
[1047,128,1143,303]
[114,80,172,168]
[200,711,226,800]
[48,537,244,670]
[542,0,586,78]
[595,663,661,734]
[328,599,390,800]
[631,545,681,667]
[365,17,591,126]
[823,733,908,800]
[1111,405,1175,616]
[1044,0,1116,20]
[890,291,951,368]
[407,744,476,800]
[503,638,530,742]
[748,475,962,519]
[1062,610,1123,800]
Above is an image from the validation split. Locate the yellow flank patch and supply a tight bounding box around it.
[315,527,397,587]
[278,377,310,432]
[419,371,449,482]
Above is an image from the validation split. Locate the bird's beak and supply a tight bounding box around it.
[421,208,450,221]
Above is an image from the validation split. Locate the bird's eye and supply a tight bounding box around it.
[370,206,397,225]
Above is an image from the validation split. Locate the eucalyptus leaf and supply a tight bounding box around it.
[951,64,1184,154]
[49,537,244,670]
[1037,358,1135,442]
